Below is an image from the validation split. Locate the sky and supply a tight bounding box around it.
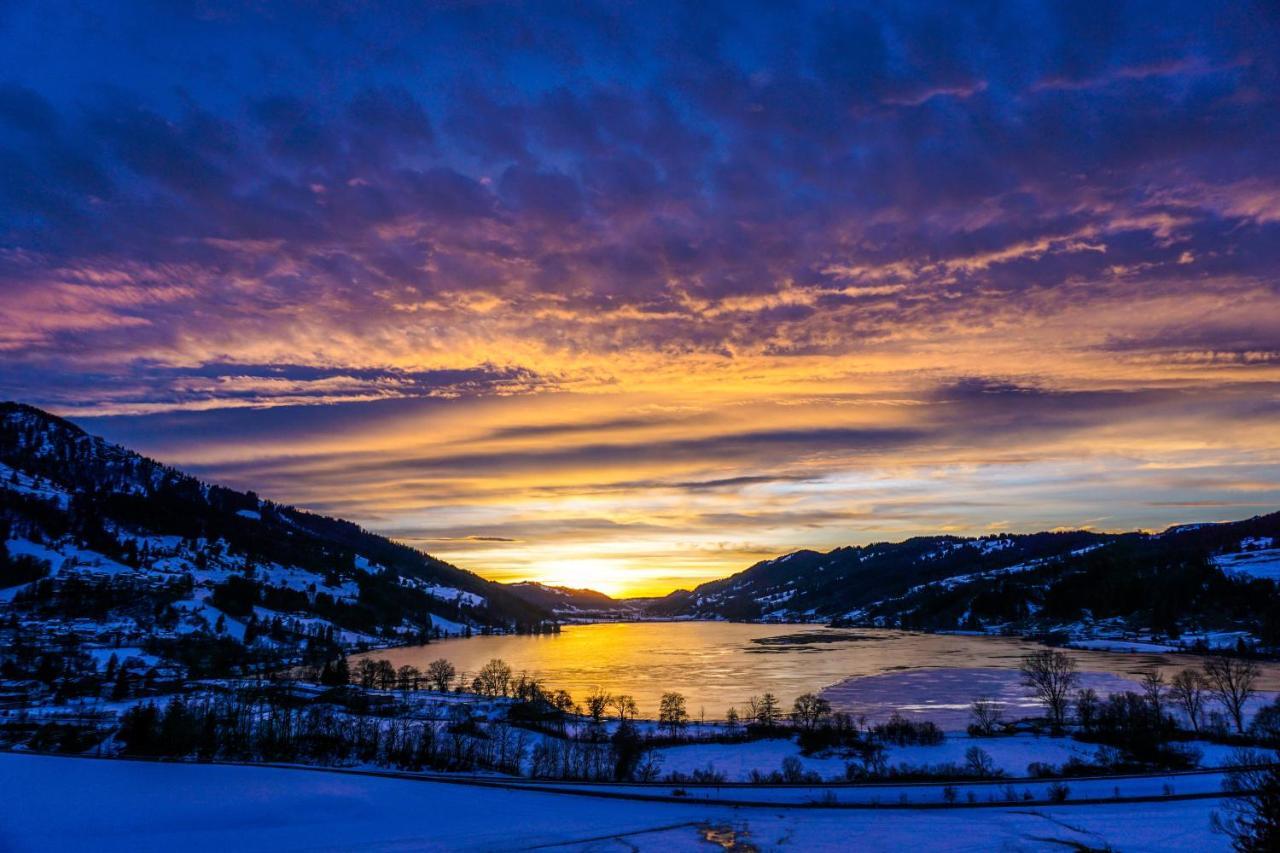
[2,1,1279,597]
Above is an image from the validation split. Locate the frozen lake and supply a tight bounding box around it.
[354,622,1280,724]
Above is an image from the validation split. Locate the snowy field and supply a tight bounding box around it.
[1214,546,1280,581]
[654,732,1243,781]
[0,753,1231,852]
[654,733,1094,779]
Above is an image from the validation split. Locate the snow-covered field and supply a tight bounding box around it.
[653,732,1243,781]
[1214,546,1280,581]
[0,753,1231,852]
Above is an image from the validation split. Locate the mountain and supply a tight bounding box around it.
[645,531,1109,621]
[505,582,643,620]
[646,516,1280,643]
[6,398,1280,662]
[0,402,552,674]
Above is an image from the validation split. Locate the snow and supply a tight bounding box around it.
[5,538,65,571]
[172,596,247,641]
[0,462,71,507]
[4,539,135,578]
[354,555,385,573]
[429,613,469,636]
[1214,548,1280,580]
[657,731,1245,782]
[655,738,849,780]
[234,509,261,521]
[399,577,486,608]
[889,733,1098,774]
[0,753,1230,852]
[249,605,379,645]
[1068,638,1180,653]
[978,538,1014,554]
[83,647,161,669]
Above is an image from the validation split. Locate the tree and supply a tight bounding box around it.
[749,693,781,728]
[611,694,638,722]
[319,657,350,687]
[1204,657,1261,734]
[397,664,421,692]
[964,745,997,778]
[475,658,513,697]
[968,697,1003,736]
[1075,688,1100,731]
[1171,668,1208,733]
[1141,670,1167,718]
[792,693,831,731]
[356,658,378,689]
[374,659,397,691]
[584,689,612,724]
[1019,650,1078,728]
[1250,698,1280,744]
[425,658,456,692]
[659,691,689,737]
[551,689,575,714]
[724,706,740,732]
[1213,749,1280,851]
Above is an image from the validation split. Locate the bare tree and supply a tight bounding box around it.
[1141,670,1167,718]
[750,692,781,728]
[1019,649,1078,728]
[475,658,513,697]
[396,664,421,693]
[1204,657,1261,734]
[425,658,456,692]
[658,691,689,737]
[374,659,397,691]
[724,706,740,732]
[968,697,1003,736]
[1171,668,1208,733]
[355,658,379,689]
[792,693,832,730]
[584,689,612,724]
[1212,748,1280,850]
[611,694,638,722]
[1075,688,1100,731]
[551,689,575,713]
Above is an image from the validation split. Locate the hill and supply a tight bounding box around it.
[645,517,1280,646]
[0,402,552,680]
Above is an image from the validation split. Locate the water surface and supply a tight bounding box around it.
[356,622,1280,721]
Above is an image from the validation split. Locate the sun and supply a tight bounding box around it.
[534,558,636,598]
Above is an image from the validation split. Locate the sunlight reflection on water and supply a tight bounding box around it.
[354,622,1280,721]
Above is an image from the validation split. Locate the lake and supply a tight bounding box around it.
[353,622,1280,726]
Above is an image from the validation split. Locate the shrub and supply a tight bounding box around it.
[872,713,945,746]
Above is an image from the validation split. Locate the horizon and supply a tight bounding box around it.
[4,3,1280,597]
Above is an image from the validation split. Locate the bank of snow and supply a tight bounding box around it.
[0,753,1229,852]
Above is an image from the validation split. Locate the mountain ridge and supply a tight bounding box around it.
[5,400,1280,651]
[0,401,553,667]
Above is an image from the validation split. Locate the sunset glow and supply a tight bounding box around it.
[3,3,1279,596]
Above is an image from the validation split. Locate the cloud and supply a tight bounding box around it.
[2,0,1279,593]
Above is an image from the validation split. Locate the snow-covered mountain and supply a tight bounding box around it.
[0,402,551,667]
[645,515,1280,643]
[5,399,1279,658]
